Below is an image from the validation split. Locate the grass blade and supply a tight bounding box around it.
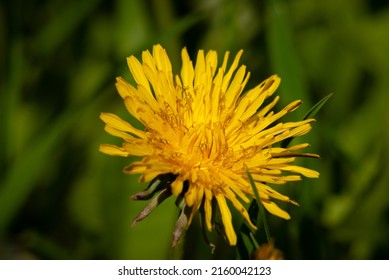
[281,93,333,148]
[244,166,271,243]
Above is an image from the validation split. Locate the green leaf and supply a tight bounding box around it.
[0,111,79,232]
[281,93,333,148]
[244,167,271,243]
[303,93,333,121]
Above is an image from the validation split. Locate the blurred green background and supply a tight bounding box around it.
[1,0,388,260]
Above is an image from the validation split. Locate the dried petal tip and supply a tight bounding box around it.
[131,173,177,200]
[131,188,172,227]
[171,206,191,247]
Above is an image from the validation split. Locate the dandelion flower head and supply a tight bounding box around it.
[100,44,319,246]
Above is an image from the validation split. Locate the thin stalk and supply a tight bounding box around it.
[245,166,271,243]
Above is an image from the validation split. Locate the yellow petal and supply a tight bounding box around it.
[99,144,129,157]
[205,50,218,78]
[221,50,243,94]
[122,141,153,156]
[115,77,135,99]
[180,47,194,89]
[194,50,205,88]
[204,189,213,231]
[171,177,184,196]
[280,165,320,178]
[127,55,151,94]
[100,113,146,139]
[215,194,237,245]
[225,188,257,230]
[240,75,280,121]
[185,186,196,207]
[104,125,134,141]
[153,44,172,74]
[123,162,147,174]
[262,200,291,220]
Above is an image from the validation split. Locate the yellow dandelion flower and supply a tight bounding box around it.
[99,44,319,246]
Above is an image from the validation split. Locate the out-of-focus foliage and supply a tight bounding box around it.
[1,0,388,259]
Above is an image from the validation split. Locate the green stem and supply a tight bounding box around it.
[244,166,271,243]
